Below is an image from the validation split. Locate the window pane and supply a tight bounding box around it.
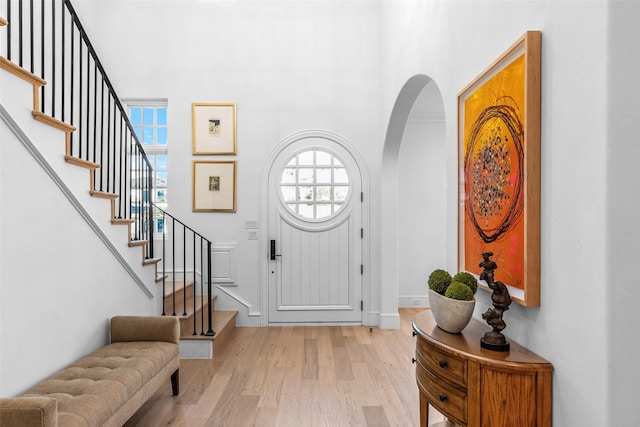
[287,158,297,166]
[316,204,331,218]
[334,168,348,184]
[281,186,296,202]
[134,126,142,140]
[157,127,167,145]
[299,203,314,218]
[316,168,331,183]
[156,171,167,187]
[281,168,296,184]
[143,108,154,125]
[333,203,343,213]
[143,127,154,144]
[298,186,313,201]
[157,108,167,125]
[334,158,343,166]
[298,168,314,184]
[156,155,167,171]
[130,108,142,125]
[298,150,314,165]
[287,204,297,213]
[316,186,331,201]
[316,150,331,166]
[156,189,167,202]
[334,186,348,202]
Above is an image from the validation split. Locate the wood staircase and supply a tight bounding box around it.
[1,12,237,358]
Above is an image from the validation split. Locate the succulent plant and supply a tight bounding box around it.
[452,271,478,295]
[428,269,452,295]
[444,281,474,301]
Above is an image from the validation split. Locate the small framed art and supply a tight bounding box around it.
[457,31,541,307]
[193,160,237,212]
[192,103,237,155]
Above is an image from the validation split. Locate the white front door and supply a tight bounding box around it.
[268,134,362,324]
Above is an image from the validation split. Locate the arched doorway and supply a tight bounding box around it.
[380,75,446,328]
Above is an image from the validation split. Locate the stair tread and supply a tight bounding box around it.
[90,189,118,199]
[128,239,147,247]
[0,57,46,86]
[65,155,100,170]
[111,218,135,225]
[32,111,75,132]
[179,310,238,341]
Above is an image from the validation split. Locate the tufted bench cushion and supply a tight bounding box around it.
[0,316,180,427]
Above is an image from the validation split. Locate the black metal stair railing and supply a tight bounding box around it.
[155,204,215,336]
[2,0,214,336]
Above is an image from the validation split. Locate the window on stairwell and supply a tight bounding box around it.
[125,99,168,236]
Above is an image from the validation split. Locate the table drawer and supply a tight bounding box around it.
[416,361,467,425]
[416,338,467,388]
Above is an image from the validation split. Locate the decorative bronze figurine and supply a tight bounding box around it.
[479,252,512,351]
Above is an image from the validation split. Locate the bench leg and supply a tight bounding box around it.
[171,369,180,396]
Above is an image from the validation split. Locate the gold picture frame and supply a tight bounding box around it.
[457,31,541,307]
[192,160,237,212]
[192,103,237,155]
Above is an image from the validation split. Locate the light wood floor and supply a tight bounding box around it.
[124,308,446,427]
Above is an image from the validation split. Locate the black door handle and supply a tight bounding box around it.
[270,240,281,260]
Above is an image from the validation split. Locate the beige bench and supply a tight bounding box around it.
[0,316,180,427]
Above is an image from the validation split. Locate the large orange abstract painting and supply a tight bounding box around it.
[458,31,541,306]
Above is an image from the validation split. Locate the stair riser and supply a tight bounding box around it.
[163,282,196,313]
[179,302,213,337]
[164,293,218,317]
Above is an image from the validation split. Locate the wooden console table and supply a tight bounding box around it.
[412,310,553,427]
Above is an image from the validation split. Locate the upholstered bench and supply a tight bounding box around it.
[0,315,180,427]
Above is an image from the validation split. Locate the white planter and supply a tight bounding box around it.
[428,289,475,333]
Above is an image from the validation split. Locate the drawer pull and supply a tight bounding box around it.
[439,393,447,402]
[412,331,417,337]
[412,358,416,364]
[439,360,448,368]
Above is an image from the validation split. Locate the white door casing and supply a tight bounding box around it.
[264,131,367,324]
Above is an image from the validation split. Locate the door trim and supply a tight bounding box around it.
[260,130,370,326]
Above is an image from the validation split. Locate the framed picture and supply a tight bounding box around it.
[457,31,541,307]
[193,160,237,212]
[192,103,236,155]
